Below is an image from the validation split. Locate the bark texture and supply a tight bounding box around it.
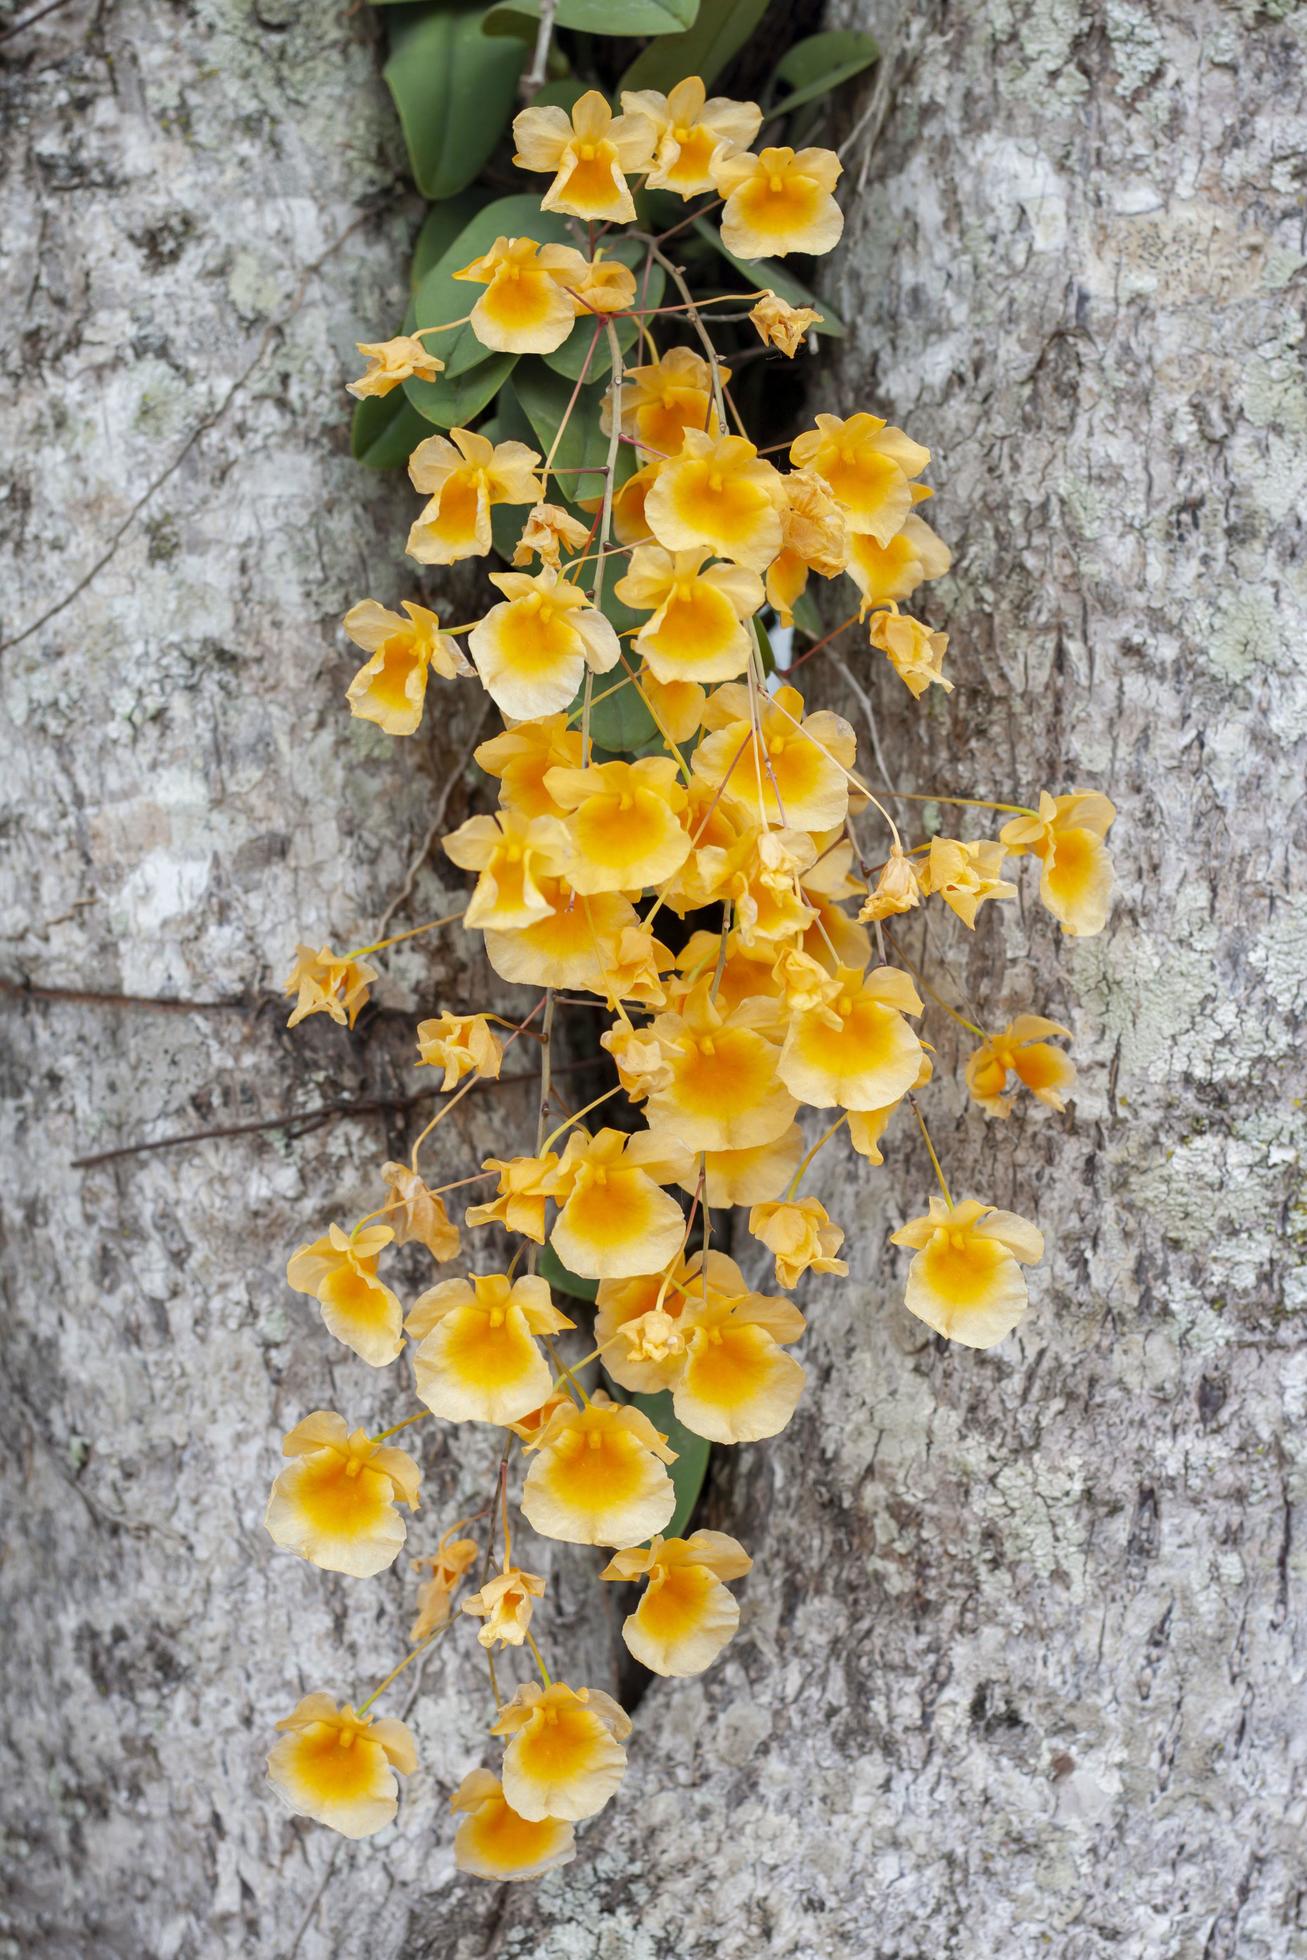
[2,2,1305,1957]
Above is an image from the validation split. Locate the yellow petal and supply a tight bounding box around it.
[413,1301,554,1426]
[267,1708,408,1839]
[551,1168,688,1281]
[453,1781,576,1880]
[264,1452,406,1577]
[674,1317,804,1443]
[500,1698,627,1822]
[317,1266,405,1368]
[521,1408,676,1546]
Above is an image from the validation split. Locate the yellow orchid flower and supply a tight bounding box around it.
[450,1768,575,1882]
[410,1534,479,1640]
[999,790,1117,937]
[615,544,764,685]
[406,426,543,565]
[966,1016,1076,1118]
[601,1531,752,1675]
[342,599,471,736]
[442,807,571,931]
[521,1394,677,1548]
[511,88,655,223]
[711,144,844,259]
[778,963,924,1112]
[919,837,1017,928]
[645,427,784,572]
[454,235,589,355]
[547,1126,693,1280]
[846,505,951,609]
[691,681,856,832]
[347,333,443,400]
[490,1681,632,1822]
[621,77,760,197]
[790,411,931,546]
[749,291,824,357]
[868,606,953,698]
[285,1223,403,1367]
[544,755,691,894]
[604,346,726,455]
[406,1272,574,1426]
[263,1412,420,1578]
[749,1196,848,1289]
[415,1011,504,1091]
[283,943,375,1030]
[474,713,583,819]
[267,1696,417,1840]
[643,976,797,1153]
[379,1162,462,1262]
[460,1566,547,1649]
[891,1197,1044,1348]
[468,566,621,718]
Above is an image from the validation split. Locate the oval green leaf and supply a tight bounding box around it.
[620,0,766,93]
[384,5,526,201]
[403,349,518,428]
[410,187,494,291]
[770,28,880,118]
[351,389,432,469]
[538,1242,599,1304]
[576,666,659,755]
[484,0,698,36]
[512,361,614,503]
[632,1389,711,1540]
[791,588,824,641]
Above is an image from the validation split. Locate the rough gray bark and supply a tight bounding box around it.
[2,2,1304,1958]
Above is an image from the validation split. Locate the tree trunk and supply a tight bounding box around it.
[3,2,1303,1957]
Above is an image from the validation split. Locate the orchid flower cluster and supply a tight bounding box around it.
[264,78,1116,1879]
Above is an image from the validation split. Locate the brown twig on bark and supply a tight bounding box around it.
[70,1056,604,1170]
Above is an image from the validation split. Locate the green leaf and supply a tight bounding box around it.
[575,667,659,755]
[484,0,698,37]
[404,350,518,428]
[530,78,589,113]
[691,216,846,337]
[620,0,766,92]
[632,1390,711,1539]
[538,1243,599,1304]
[770,28,880,118]
[753,614,775,677]
[384,5,526,201]
[350,389,431,469]
[792,588,824,641]
[544,314,615,389]
[512,361,613,502]
[411,189,493,291]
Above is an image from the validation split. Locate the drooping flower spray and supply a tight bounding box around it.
[266,78,1115,1874]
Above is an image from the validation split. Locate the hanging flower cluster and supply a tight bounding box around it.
[266,75,1116,1877]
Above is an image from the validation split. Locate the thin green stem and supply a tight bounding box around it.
[347,908,464,961]
[911,1100,954,1207]
[539,1082,623,1155]
[369,1410,431,1445]
[356,1621,450,1716]
[786,1114,849,1200]
[525,1628,552,1688]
